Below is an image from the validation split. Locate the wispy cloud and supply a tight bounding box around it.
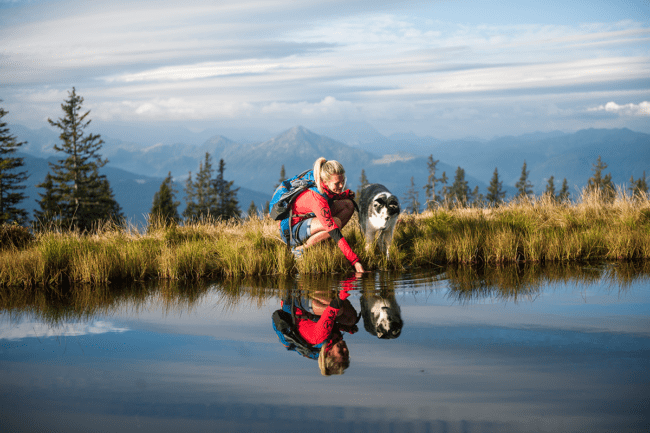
[0,320,129,340]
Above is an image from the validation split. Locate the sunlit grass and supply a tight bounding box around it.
[0,188,648,288]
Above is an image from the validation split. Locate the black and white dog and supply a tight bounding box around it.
[358,183,401,257]
[360,291,403,339]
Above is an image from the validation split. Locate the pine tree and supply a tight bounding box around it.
[545,175,556,198]
[515,160,533,198]
[275,165,286,189]
[557,178,570,202]
[423,155,440,210]
[0,104,29,225]
[438,171,449,205]
[471,185,485,207]
[183,153,216,221]
[629,171,648,196]
[150,172,180,224]
[486,167,505,205]
[587,156,615,201]
[35,88,122,230]
[449,167,469,205]
[214,158,240,220]
[247,200,258,218]
[403,176,420,214]
[356,169,369,198]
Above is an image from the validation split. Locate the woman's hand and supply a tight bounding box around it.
[354,262,365,273]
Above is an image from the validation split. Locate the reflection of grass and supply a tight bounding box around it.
[1,189,649,288]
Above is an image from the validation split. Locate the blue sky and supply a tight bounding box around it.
[1,0,649,139]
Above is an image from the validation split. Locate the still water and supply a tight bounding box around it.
[1,263,649,433]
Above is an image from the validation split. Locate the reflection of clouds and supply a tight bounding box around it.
[0,320,129,341]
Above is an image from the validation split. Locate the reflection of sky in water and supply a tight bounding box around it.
[1,270,649,433]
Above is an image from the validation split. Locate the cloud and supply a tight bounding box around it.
[0,320,129,340]
[588,101,650,116]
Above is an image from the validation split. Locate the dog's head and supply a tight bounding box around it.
[360,294,403,339]
[370,193,401,228]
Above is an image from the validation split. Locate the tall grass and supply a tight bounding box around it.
[0,188,649,287]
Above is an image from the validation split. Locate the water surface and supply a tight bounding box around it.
[1,262,649,432]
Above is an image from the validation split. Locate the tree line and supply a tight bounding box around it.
[1,89,648,227]
[0,89,240,230]
[359,155,648,214]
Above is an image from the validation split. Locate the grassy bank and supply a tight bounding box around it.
[1,189,649,287]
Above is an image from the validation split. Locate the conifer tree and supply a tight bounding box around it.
[545,175,556,198]
[247,200,258,218]
[356,169,369,198]
[515,160,533,198]
[0,104,29,225]
[403,176,420,214]
[214,158,240,220]
[449,167,469,205]
[471,185,485,207]
[275,165,286,189]
[35,88,122,230]
[629,171,648,196]
[423,155,440,210]
[183,153,215,220]
[438,171,449,205]
[150,172,180,224]
[587,156,614,201]
[557,178,570,202]
[486,167,505,205]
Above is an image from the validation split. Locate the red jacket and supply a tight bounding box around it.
[289,187,359,265]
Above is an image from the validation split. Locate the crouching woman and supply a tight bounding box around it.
[284,157,364,273]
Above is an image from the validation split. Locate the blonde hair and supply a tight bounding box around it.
[318,341,350,376]
[313,157,345,194]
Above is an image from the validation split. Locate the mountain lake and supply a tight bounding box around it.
[1,262,648,433]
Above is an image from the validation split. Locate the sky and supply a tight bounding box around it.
[1,0,649,140]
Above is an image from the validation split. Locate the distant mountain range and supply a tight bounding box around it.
[8,122,650,227]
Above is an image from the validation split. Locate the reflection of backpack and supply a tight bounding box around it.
[272,309,323,360]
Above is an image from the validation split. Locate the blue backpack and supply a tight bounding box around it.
[272,297,325,360]
[268,170,327,244]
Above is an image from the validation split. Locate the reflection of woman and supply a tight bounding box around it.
[286,289,356,376]
[282,157,364,273]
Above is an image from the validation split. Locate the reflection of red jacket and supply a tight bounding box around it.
[293,304,340,346]
[289,187,358,265]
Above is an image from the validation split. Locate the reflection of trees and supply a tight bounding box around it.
[444,261,650,303]
[2,261,648,324]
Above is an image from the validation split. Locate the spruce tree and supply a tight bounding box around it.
[545,175,556,198]
[275,165,286,189]
[150,172,180,224]
[0,104,29,225]
[629,171,648,196]
[449,167,469,205]
[183,153,216,221]
[587,156,614,201]
[247,200,258,218]
[214,158,240,220]
[515,160,533,198]
[486,167,505,205]
[403,176,420,214]
[438,171,449,205]
[557,178,570,202]
[423,155,440,210]
[35,88,122,230]
[356,169,369,198]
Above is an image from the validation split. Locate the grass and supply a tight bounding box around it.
[0,188,649,288]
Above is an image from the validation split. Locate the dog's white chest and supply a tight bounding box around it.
[369,208,390,230]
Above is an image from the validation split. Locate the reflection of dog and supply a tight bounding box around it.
[358,184,400,257]
[360,292,403,339]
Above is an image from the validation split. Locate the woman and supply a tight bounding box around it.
[284,157,364,273]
